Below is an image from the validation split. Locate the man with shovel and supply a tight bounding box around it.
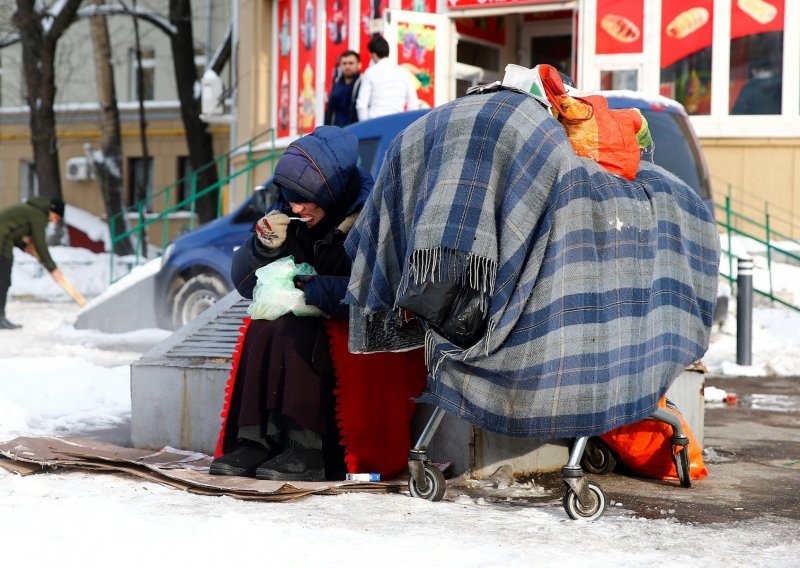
[0,196,74,329]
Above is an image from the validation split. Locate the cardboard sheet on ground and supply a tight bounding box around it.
[0,437,404,501]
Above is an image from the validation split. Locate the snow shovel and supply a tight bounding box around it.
[57,276,87,307]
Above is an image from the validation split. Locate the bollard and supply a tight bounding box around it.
[736,257,754,366]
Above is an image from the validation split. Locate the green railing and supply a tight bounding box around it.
[715,183,800,314]
[109,130,282,282]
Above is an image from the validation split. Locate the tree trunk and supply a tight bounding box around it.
[169,0,220,225]
[12,0,83,203]
[131,0,150,257]
[88,0,134,256]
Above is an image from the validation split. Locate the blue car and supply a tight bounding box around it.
[156,94,724,329]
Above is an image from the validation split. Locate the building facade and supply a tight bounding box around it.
[0,1,232,236]
[235,0,800,238]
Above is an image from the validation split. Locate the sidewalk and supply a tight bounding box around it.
[528,374,800,523]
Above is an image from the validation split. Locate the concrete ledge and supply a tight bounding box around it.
[131,290,705,471]
[76,272,162,333]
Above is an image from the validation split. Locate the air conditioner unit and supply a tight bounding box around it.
[66,157,92,181]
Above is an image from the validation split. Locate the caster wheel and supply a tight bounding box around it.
[674,446,691,488]
[408,463,446,502]
[581,438,617,475]
[563,481,606,521]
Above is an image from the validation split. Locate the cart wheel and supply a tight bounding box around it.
[562,481,606,521]
[581,438,617,475]
[408,464,446,502]
[674,446,692,488]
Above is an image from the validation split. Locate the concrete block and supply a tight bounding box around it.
[411,404,569,478]
[666,369,706,447]
[75,272,162,333]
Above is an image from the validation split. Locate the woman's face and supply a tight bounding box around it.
[289,201,326,228]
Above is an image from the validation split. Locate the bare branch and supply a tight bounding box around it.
[0,2,176,49]
[77,4,176,35]
[47,0,83,41]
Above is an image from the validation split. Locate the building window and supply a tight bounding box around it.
[601,69,639,90]
[19,161,38,201]
[660,2,714,115]
[194,48,207,79]
[729,1,784,115]
[177,156,193,209]
[130,48,155,101]
[128,157,154,210]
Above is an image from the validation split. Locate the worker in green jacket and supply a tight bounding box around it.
[0,196,66,329]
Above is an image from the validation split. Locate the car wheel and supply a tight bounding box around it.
[171,274,229,329]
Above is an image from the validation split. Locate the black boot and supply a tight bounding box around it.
[209,439,276,477]
[0,316,21,330]
[255,439,325,481]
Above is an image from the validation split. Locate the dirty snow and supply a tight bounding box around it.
[1,248,800,567]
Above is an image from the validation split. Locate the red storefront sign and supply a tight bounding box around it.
[455,16,506,45]
[447,0,562,8]
[660,0,714,68]
[595,0,643,54]
[297,0,318,133]
[401,0,436,11]
[276,0,293,138]
[731,0,783,40]
[324,0,350,96]
[360,0,389,73]
[396,22,436,108]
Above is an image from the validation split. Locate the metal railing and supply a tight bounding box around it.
[108,129,281,282]
[715,184,800,314]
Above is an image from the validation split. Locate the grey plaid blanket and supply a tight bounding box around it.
[344,90,720,438]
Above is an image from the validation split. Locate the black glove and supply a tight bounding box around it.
[293,274,314,289]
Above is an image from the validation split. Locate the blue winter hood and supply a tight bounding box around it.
[273,126,365,214]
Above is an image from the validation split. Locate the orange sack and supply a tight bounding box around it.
[538,64,649,181]
[599,397,708,481]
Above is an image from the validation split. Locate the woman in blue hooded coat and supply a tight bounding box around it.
[210,126,373,481]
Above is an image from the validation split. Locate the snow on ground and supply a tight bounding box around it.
[2,247,800,566]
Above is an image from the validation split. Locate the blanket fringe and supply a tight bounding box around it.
[406,247,497,298]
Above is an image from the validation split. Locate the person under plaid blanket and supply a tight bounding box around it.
[344,87,720,439]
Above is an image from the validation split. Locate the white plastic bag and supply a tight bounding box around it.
[247,256,326,320]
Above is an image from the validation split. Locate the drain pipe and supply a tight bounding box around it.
[227,0,239,215]
[736,257,754,366]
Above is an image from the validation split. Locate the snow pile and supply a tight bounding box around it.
[0,357,130,440]
[64,204,111,248]
[703,307,800,377]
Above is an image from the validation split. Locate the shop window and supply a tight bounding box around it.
[600,69,639,91]
[660,2,713,115]
[128,157,154,210]
[660,48,712,115]
[456,40,500,73]
[729,0,784,115]
[530,34,572,79]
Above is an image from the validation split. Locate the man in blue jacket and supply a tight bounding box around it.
[324,50,361,127]
[210,126,373,481]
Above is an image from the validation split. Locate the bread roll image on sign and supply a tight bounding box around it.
[601,14,641,43]
[666,7,710,39]
[738,0,777,25]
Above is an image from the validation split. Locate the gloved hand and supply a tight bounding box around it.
[292,274,314,289]
[255,211,290,250]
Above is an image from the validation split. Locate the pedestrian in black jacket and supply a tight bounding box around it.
[324,50,361,127]
[210,126,373,481]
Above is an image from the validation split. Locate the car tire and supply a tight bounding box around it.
[171,273,229,329]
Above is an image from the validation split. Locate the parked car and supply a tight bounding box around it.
[155,110,429,329]
[155,92,726,330]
